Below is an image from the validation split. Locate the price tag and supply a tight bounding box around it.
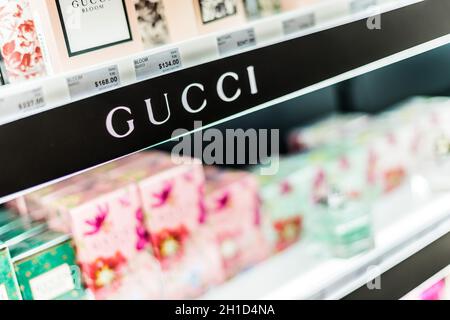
[67,65,121,100]
[350,0,378,13]
[217,28,256,56]
[134,48,182,81]
[0,87,45,113]
[283,13,315,35]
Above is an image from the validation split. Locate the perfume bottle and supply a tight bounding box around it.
[311,188,374,258]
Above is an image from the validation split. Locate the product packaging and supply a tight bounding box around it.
[44,176,163,300]
[106,152,222,298]
[204,167,270,278]
[0,244,21,300]
[29,0,143,74]
[10,230,86,300]
[0,0,47,82]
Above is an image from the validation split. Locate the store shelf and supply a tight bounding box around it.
[202,185,450,300]
[0,0,417,126]
[0,0,448,202]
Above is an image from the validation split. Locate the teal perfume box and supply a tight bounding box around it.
[0,243,21,300]
[10,230,86,300]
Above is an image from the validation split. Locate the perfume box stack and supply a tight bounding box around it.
[0,243,21,300]
[12,151,280,299]
[9,230,86,300]
[204,167,270,278]
[255,155,309,252]
[287,105,435,194]
[288,113,371,153]
[40,172,163,300]
[257,142,376,254]
[0,208,87,300]
[105,152,223,299]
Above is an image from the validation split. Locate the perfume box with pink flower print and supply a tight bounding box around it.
[43,176,163,300]
[104,152,224,298]
[204,167,270,279]
[159,228,225,299]
[0,0,47,83]
[105,152,206,261]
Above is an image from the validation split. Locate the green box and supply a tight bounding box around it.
[0,244,21,300]
[10,230,86,300]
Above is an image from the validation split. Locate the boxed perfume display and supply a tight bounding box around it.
[29,0,143,74]
[288,113,371,152]
[287,103,442,194]
[204,167,270,278]
[256,155,309,252]
[381,97,450,193]
[44,177,163,300]
[0,0,47,83]
[9,230,86,300]
[4,93,450,299]
[160,229,225,299]
[105,153,223,298]
[258,142,377,255]
[0,244,21,300]
[105,153,206,258]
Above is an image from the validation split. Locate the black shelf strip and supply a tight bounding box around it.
[344,230,450,300]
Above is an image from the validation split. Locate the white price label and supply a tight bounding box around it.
[134,48,182,81]
[29,264,75,300]
[350,0,378,13]
[217,28,256,56]
[67,65,121,100]
[283,13,315,35]
[0,87,45,114]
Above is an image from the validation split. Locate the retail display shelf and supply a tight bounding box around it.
[0,0,418,126]
[202,185,450,300]
[0,0,447,202]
